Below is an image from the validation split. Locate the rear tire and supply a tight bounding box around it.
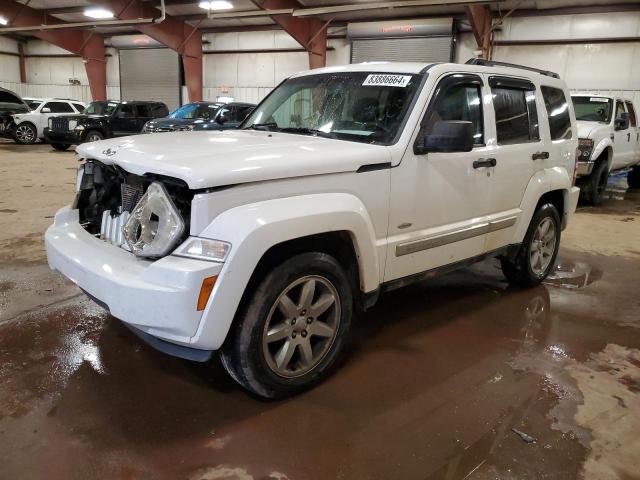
[501,203,561,287]
[580,160,608,205]
[628,167,640,189]
[13,123,37,145]
[51,143,70,151]
[220,252,353,399]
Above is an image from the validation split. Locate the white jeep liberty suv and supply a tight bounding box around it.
[46,60,580,398]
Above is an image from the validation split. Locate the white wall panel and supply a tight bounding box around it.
[0,37,21,84]
[0,37,19,54]
[238,53,275,87]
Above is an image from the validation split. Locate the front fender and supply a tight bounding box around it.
[192,193,380,350]
[592,138,613,168]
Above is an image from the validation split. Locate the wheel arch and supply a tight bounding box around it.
[593,140,613,171]
[14,120,38,139]
[192,193,381,350]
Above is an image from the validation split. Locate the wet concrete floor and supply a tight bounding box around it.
[1,141,640,479]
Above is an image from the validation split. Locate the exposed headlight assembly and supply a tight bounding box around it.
[577,138,593,160]
[173,237,231,263]
[123,182,185,258]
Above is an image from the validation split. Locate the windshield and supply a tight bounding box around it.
[85,101,119,116]
[243,72,423,145]
[572,96,613,123]
[27,100,43,110]
[170,103,220,120]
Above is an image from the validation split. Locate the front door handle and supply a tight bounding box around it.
[473,158,497,169]
[532,151,550,160]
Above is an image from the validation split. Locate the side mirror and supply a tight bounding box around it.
[414,120,474,154]
[614,112,630,131]
[41,107,51,113]
[216,114,229,125]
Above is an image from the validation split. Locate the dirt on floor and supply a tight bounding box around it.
[1,139,640,480]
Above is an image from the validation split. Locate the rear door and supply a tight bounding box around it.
[111,103,138,136]
[483,76,545,251]
[625,101,639,164]
[134,104,152,133]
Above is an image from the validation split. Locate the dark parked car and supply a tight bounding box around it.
[0,88,30,139]
[142,101,255,133]
[44,100,169,150]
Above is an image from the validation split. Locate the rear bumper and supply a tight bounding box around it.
[564,186,580,229]
[45,206,223,350]
[44,128,82,145]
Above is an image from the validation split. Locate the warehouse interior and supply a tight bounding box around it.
[1,1,640,479]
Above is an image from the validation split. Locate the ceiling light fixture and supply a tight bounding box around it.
[0,16,8,26]
[84,8,115,19]
[198,1,233,10]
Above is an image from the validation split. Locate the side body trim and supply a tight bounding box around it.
[395,216,517,256]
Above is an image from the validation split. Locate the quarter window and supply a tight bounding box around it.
[491,86,539,145]
[422,80,484,145]
[541,86,572,140]
[44,101,74,113]
[72,103,85,113]
[625,102,637,127]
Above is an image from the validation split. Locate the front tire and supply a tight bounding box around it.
[501,203,561,287]
[220,252,353,399]
[628,167,640,189]
[580,160,608,205]
[84,130,104,142]
[13,123,37,145]
[51,143,70,151]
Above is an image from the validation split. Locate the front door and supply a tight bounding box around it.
[625,101,640,164]
[613,100,634,169]
[385,72,494,281]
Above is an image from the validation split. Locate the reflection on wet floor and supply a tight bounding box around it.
[0,250,639,480]
[545,261,603,289]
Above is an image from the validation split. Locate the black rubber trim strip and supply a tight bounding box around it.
[357,162,392,173]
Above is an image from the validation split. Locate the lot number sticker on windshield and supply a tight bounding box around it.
[363,74,412,87]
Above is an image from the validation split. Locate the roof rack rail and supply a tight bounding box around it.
[465,58,560,79]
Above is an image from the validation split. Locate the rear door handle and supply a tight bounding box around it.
[532,151,549,160]
[473,158,497,169]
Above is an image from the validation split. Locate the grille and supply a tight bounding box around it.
[146,126,173,133]
[51,117,69,132]
[121,183,143,212]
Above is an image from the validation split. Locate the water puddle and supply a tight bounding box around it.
[544,261,603,289]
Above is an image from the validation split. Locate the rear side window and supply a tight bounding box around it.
[135,104,150,118]
[626,102,637,127]
[490,81,539,145]
[44,101,74,113]
[422,76,484,145]
[541,86,572,140]
[150,104,168,118]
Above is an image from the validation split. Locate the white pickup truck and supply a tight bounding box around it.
[572,94,640,204]
[46,60,579,398]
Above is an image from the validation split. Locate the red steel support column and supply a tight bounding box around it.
[93,0,203,101]
[465,4,493,59]
[0,1,107,100]
[17,43,26,83]
[250,0,327,69]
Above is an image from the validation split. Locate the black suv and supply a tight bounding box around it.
[44,100,168,150]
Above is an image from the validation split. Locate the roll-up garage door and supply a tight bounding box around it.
[119,48,180,111]
[348,18,453,64]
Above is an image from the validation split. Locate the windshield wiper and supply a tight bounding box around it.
[279,127,337,139]
[249,122,279,131]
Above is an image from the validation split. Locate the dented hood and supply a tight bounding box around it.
[76,129,390,189]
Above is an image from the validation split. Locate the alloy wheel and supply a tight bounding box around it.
[262,275,341,378]
[529,217,557,276]
[16,125,35,143]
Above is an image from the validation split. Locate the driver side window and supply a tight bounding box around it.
[421,77,484,146]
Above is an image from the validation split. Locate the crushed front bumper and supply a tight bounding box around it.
[45,207,222,356]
